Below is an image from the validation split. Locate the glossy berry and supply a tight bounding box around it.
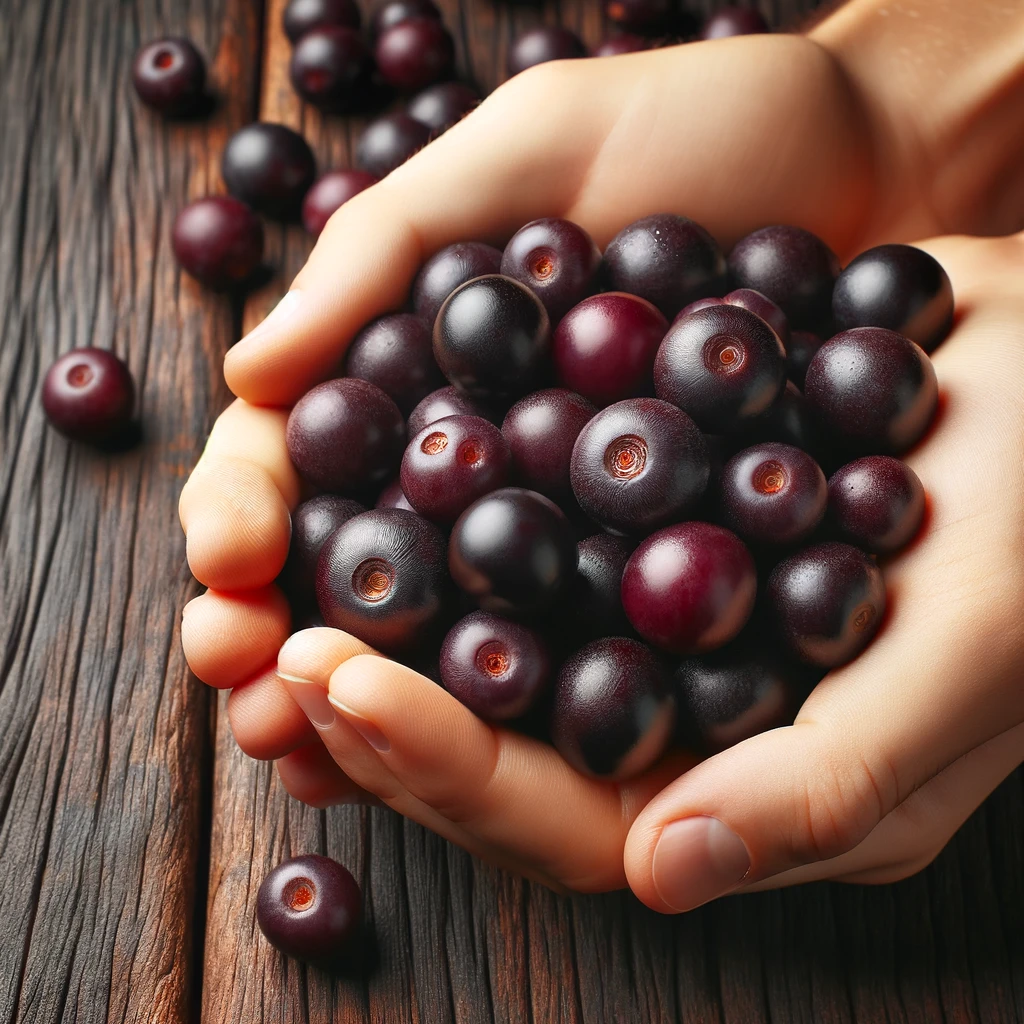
[317,507,450,651]
[375,17,453,91]
[41,348,135,443]
[290,27,375,110]
[654,303,787,432]
[676,651,792,752]
[287,378,404,493]
[371,0,441,39]
[407,384,494,435]
[407,81,479,134]
[828,456,925,554]
[701,6,770,38]
[551,638,675,779]
[554,293,668,406]
[728,225,840,334]
[621,522,756,654]
[440,611,551,720]
[285,495,366,600]
[567,534,633,637]
[222,123,316,219]
[768,542,886,667]
[723,287,790,349]
[501,388,596,503]
[132,38,206,116]
[401,414,511,524]
[375,477,415,511]
[284,0,361,40]
[500,218,602,322]
[412,242,504,326]
[570,398,709,535]
[603,214,727,318]
[302,169,377,237]
[356,112,431,178]
[593,34,649,56]
[803,327,938,455]
[346,313,443,415]
[448,488,577,617]
[604,0,671,33]
[433,275,550,401]
[256,855,361,967]
[720,442,827,546]
[785,330,822,389]
[672,296,724,323]
[508,27,587,76]
[832,244,954,352]
[172,196,264,289]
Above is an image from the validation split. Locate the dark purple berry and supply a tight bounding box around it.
[346,313,443,415]
[412,242,504,326]
[673,296,724,323]
[570,398,709,535]
[723,287,790,349]
[551,638,675,779]
[768,542,886,667]
[728,225,840,334]
[370,0,441,40]
[508,27,587,76]
[832,244,954,352]
[440,611,550,720]
[828,456,925,554]
[604,0,671,33]
[654,303,787,432]
[376,477,415,511]
[720,442,827,545]
[302,169,378,237]
[568,534,633,636]
[355,112,431,177]
[286,378,405,494]
[603,214,727,318]
[257,855,361,967]
[222,123,316,219]
[500,218,602,322]
[786,330,822,389]
[433,275,550,402]
[284,0,361,41]
[401,415,511,524]
[375,17,454,91]
[407,384,494,435]
[554,293,667,406]
[501,388,596,503]
[593,34,649,56]
[407,81,479,134]
[701,6,770,38]
[41,348,135,443]
[132,38,206,116]
[676,651,793,753]
[803,327,938,455]
[285,495,366,600]
[317,507,450,651]
[289,27,375,111]
[172,196,264,289]
[448,488,577,617]
[621,522,756,654]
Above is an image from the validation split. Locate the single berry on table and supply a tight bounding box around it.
[375,17,454,92]
[132,38,206,115]
[407,81,479,134]
[440,611,551,720]
[785,330,822,389]
[701,6,770,38]
[570,397,709,535]
[507,27,587,76]
[317,507,450,651]
[593,34,649,56]
[553,293,668,406]
[286,377,405,494]
[551,637,676,779]
[370,0,441,40]
[222,123,316,219]
[412,241,504,325]
[302,169,378,237]
[42,348,136,443]
[289,27,375,111]
[828,456,926,554]
[283,0,361,41]
[172,196,264,289]
[356,112,431,177]
[621,522,756,654]
[284,495,366,602]
[723,287,791,349]
[407,384,495,435]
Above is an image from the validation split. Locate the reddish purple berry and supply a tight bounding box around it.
[370,0,441,39]
[375,17,454,91]
[284,0,361,41]
[828,456,925,554]
[723,287,790,349]
[42,348,135,443]
[289,26,375,110]
[172,196,264,289]
[132,38,206,116]
[407,385,494,436]
[376,477,415,511]
[302,170,377,237]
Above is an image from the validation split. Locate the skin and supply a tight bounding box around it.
[180,0,1024,912]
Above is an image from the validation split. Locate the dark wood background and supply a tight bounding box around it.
[0,0,1021,1021]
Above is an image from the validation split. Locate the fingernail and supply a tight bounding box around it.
[238,290,302,346]
[328,696,390,752]
[652,817,750,912]
[279,672,336,731]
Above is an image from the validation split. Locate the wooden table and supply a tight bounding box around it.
[1,0,1022,1020]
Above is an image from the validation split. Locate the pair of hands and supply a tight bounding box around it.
[179,31,1024,913]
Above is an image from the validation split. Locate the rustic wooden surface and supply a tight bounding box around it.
[0,0,1022,1022]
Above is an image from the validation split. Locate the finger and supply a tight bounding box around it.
[227,665,316,760]
[179,400,299,590]
[181,586,291,688]
[276,742,378,808]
